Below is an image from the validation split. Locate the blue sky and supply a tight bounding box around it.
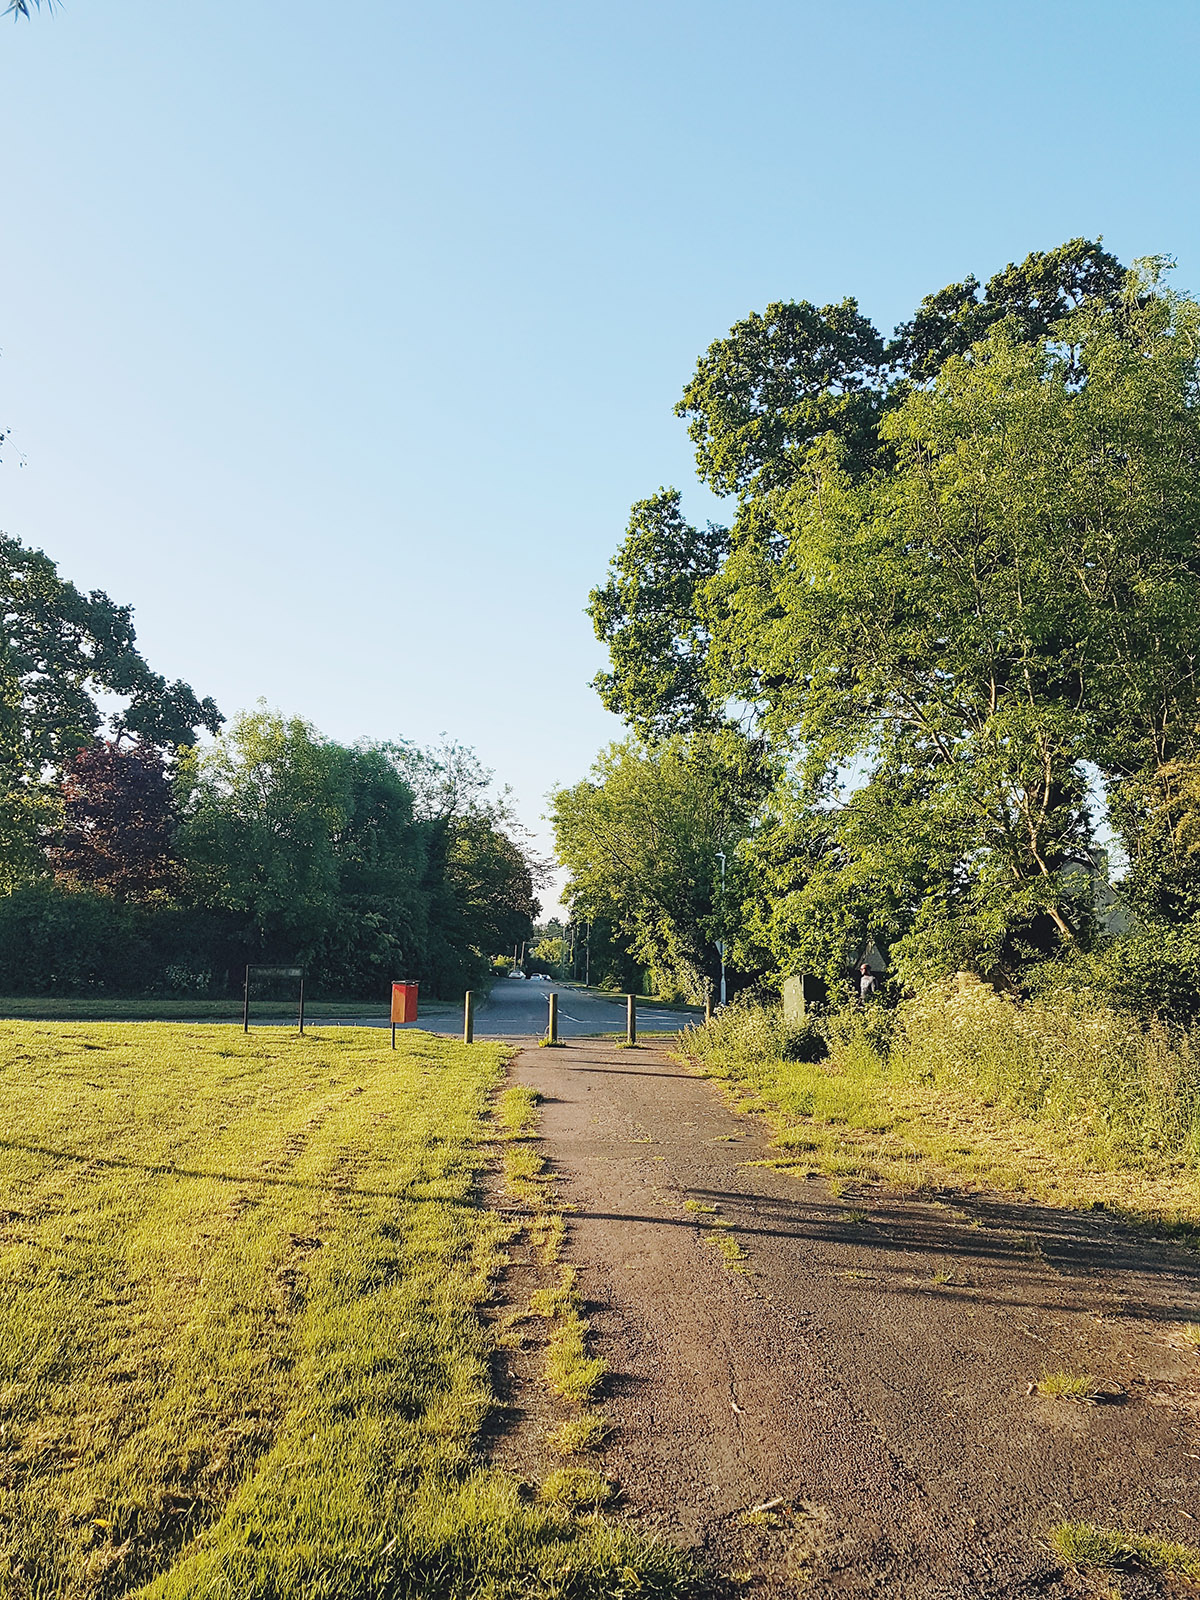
[2,0,1198,909]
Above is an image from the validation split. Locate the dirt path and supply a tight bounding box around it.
[502,1038,1200,1598]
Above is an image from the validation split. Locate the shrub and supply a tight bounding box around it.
[1032,922,1200,1023]
[680,999,830,1071]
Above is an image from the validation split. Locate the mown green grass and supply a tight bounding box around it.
[0,1022,693,1599]
[0,997,456,1022]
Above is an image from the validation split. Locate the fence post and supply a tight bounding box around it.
[626,993,637,1046]
[243,965,250,1033]
[704,978,713,1024]
[463,990,475,1045]
[547,991,558,1045]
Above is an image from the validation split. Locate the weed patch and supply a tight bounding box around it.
[547,1413,610,1456]
[546,1313,608,1403]
[1049,1521,1200,1578]
[1038,1370,1099,1399]
[538,1468,615,1512]
[497,1085,541,1137]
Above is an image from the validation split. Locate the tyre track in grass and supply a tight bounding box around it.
[508,1037,1200,1598]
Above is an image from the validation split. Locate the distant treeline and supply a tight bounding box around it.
[0,534,538,998]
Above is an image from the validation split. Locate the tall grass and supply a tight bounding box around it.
[681,984,1200,1212]
[892,982,1200,1163]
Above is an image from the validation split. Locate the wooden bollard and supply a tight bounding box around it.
[463,990,475,1045]
[547,991,558,1045]
[626,993,637,1046]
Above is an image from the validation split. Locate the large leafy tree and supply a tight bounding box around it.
[718,281,1200,982]
[47,740,180,901]
[0,533,221,884]
[396,742,543,993]
[591,241,1133,751]
[177,710,539,994]
[0,534,220,772]
[888,237,1127,382]
[588,245,1200,988]
[588,489,729,738]
[178,711,425,981]
[677,298,888,496]
[551,731,770,998]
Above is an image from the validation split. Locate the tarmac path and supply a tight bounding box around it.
[504,1035,1200,1599]
[390,975,701,1038]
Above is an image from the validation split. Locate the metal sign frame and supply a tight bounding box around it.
[243,965,305,1034]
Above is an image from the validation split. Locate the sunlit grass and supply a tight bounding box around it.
[1038,1370,1099,1399]
[537,1468,615,1512]
[0,1021,692,1599]
[1049,1521,1200,1578]
[547,1413,610,1456]
[679,991,1200,1231]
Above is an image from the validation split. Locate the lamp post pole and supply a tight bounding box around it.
[716,851,727,1007]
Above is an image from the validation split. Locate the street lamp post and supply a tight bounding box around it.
[716,850,727,1007]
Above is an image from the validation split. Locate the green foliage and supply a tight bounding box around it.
[679,999,827,1071]
[174,710,538,997]
[888,237,1126,381]
[0,532,221,885]
[0,880,234,997]
[587,240,1200,997]
[895,983,1200,1159]
[1031,923,1200,1023]
[6,0,59,18]
[178,710,425,988]
[723,286,1200,982]
[0,710,538,999]
[551,731,770,1000]
[689,984,1200,1170]
[676,297,888,494]
[588,488,729,739]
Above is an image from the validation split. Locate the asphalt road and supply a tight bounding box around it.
[400,978,701,1038]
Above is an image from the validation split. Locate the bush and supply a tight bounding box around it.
[0,882,244,997]
[1032,922,1200,1023]
[680,999,830,1070]
[892,980,1200,1161]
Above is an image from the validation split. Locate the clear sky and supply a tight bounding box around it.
[2,0,1198,912]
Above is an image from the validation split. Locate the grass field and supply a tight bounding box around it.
[0,1023,691,1599]
[0,998,457,1023]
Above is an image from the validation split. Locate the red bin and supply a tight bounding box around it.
[391,982,419,1024]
